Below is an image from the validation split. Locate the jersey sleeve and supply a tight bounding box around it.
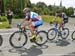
[31,12,38,19]
[25,16,28,19]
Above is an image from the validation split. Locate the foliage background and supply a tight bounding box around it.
[3,0,74,18]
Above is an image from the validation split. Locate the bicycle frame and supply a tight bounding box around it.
[51,23,65,32]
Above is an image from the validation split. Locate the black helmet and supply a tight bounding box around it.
[56,10,62,17]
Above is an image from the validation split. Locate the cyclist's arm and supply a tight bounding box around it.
[21,18,32,27]
[29,18,32,24]
[21,18,26,25]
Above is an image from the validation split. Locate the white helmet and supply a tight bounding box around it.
[23,8,30,13]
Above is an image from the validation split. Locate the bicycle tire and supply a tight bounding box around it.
[9,31,28,48]
[61,28,69,39]
[48,28,57,40]
[34,31,48,46]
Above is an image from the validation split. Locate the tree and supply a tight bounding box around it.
[36,2,47,8]
[0,0,5,15]
[2,0,74,17]
[36,2,49,15]
[66,7,74,16]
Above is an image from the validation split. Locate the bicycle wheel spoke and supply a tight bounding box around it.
[48,29,56,40]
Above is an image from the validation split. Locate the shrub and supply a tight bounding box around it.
[0,16,9,28]
[42,15,61,23]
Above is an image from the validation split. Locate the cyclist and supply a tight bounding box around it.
[51,11,63,36]
[21,8,43,41]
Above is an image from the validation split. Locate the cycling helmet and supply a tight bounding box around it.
[23,8,30,13]
[56,10,62,17]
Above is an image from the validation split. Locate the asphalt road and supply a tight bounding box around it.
[0,18,75,56]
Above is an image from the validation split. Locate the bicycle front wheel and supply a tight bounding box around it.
[48,28,57,40]
[34,31,47,46]
[61,28,69,39]
[9,31,28,48]
[71,31,75,40]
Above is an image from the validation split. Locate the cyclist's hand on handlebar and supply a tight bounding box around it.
[20,25,24,28]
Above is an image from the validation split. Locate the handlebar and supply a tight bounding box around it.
[17,24,22,30]
[17,24,27,32]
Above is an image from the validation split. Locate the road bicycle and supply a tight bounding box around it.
[9,24,48,48]
[47,22,69,40]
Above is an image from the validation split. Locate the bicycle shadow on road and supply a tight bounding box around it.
[48,39,70,47]
[8,45,43,56]
[56,39,70,47]
[62,52,75,56]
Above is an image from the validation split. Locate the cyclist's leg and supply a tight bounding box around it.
[58,22,63,31]
[55,17,61,31]
[31,20,43,31]
[57,20,63,36]
[29,20,43,38]
[55,23,58,29]
[57,17,63,31]
[62,21,65,30]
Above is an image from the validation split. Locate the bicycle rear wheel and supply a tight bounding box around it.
[48,28,57,40]
[9,31,28,48]
[34,31,47,46]
[61,28,69,39]
[71,31,75,40]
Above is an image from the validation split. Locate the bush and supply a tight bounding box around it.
[42,15,54,22]
[0,16,9,28]
[42,15,61,23]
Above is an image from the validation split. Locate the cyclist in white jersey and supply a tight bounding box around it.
[21,8,43,40]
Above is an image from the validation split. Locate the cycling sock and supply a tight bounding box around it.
[31,34,36,39]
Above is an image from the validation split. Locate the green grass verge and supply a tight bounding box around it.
[0,16,9,28]
[42,15,54,22]
[13,15,61,23]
